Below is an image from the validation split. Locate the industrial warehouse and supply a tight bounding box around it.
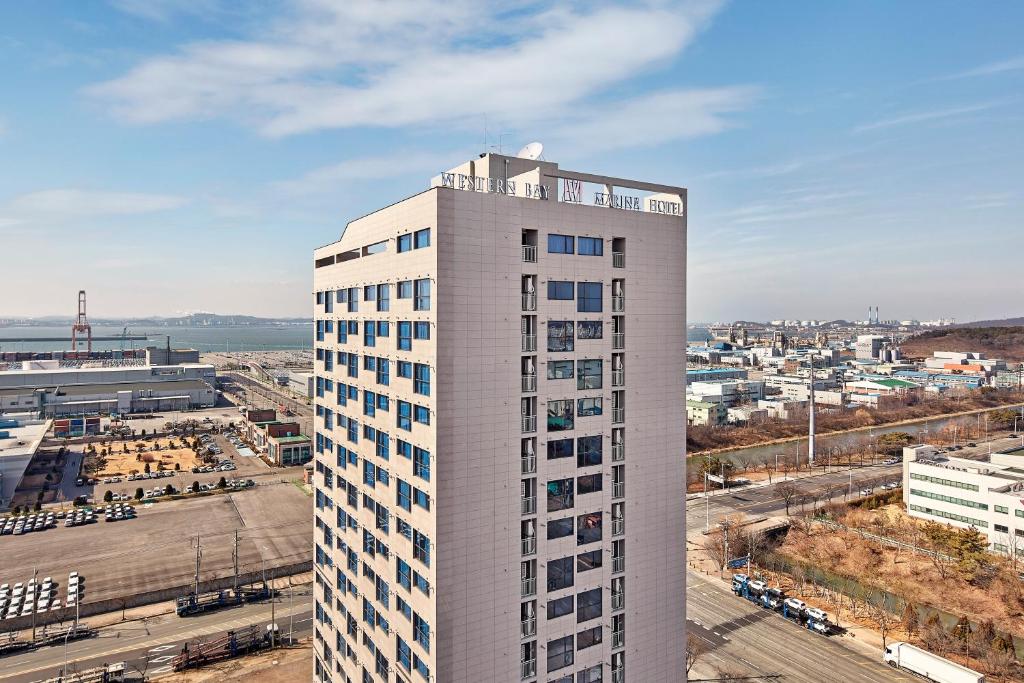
[0,360,216,417]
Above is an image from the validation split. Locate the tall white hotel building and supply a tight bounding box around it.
[311,153,687,683]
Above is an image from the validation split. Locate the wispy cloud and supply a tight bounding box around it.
[935,55,1024,81]
[86,0,750,148]
[853,102,1000,133]
[271,149,465,197]
[1,189,188,228]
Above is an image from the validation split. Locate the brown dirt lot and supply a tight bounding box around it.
[93,438,202,477]
[158,641,312,682]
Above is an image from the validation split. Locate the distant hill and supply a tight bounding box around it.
[957,316,1024,328]
[901,326,1024,363]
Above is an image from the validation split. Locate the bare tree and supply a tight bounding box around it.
[871,596,896,650]
[700,529,728,577]
[686,632,707,675]
[776,481,798,516]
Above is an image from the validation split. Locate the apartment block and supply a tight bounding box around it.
[311,153,687,683]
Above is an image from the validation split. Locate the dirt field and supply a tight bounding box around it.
[158,640,312,682]
[92,438,202,477]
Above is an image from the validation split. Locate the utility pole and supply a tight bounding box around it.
[193,535,202,599]
[808,352,816,466]
[233,529,239,595]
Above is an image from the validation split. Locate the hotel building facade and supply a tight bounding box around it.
[311,153,687,683]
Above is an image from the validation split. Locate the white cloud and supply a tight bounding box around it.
[86,0,744,144]
[853,102,999,133]
[936,55,1024,81]
[272,149,465,196]
[2,189,188,223]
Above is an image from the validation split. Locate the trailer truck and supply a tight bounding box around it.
[883,642,985,683]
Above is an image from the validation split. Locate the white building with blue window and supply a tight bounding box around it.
[903,444,1024,556]
[312,153,687,683]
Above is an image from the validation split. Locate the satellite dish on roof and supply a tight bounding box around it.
[516,141,544,160]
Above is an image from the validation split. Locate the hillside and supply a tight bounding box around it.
[900,326,1024,363]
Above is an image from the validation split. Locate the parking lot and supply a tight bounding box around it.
[0,481,310,631]
[65,433,275,504]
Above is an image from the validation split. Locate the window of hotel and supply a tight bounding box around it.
[397,234,413,253]
[578,237,603,256]
[414,364,430,395]
[578,397,603,417]
[577,512,602,545]
[397,401,412,431]
[577,587,602,623]
[397,480,412,511]
[577,320,602,339]
[548,234,574,254]
[548,360,574,380]
[578,665,603,683]
[547,635,574,672]
[413,531,431,567]
[548,321,574,352]
[995,505,1008,514]
[413,447,430,481]
[547,556,574,591]
[396,637,412,671]
[414,405,430,425]
[548,399,574,431]
[398,280,412,299]
[577,436,602,467]
[577,549,602,572]
[548,516,573,540]
[397,361,412,378]
[577,282,602,312]
[414,322,430,339]
[548,281,574,300]
[547,478,574,512]
[547,438,573,460]
[413,612,430,651]
[547,595,574,620]
[577,474,602,495]
[364,323,376,347]
[397,322,412,351]
[364,285,376,303]
[577,625,602,650]
[378,284,390,312]
[414,228,430,249]
[577,360,602,390]
[347,287,359,312]
[414,279,431,310]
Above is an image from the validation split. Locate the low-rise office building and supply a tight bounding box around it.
[687,399,726,426]
[903,444,1024,555]
[687,379,764,407]
[686,367,748,383]
[267,433,312,466]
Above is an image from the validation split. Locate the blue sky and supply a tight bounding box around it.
[1,1,1021,322]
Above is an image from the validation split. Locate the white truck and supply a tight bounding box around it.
[883,642,985,683]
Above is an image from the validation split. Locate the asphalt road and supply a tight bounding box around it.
[0,594,313,682]
[688,462,904,532]
[686,572,911,682]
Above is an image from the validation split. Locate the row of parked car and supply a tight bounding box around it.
[1,511,57,536]
[0,572,82,619]
[191,460,237,474]
[732,573,832,635]
[126,470,177,481]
